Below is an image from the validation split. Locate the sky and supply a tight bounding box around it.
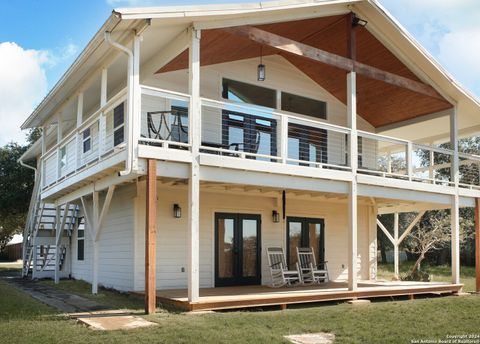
[0,0,479,146]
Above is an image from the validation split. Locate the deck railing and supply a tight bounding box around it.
[40,89,127,189]
[137,85,480,189]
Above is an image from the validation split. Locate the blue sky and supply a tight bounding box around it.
[0,0,479,145]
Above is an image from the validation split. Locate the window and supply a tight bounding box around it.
[113,103,124,147]
[59,146,67,170]
[222,79,276,108]
[281,92,326,119]
[77,226,84,261]
[82,128,91,153]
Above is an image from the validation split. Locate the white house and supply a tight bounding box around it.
[19,0,480,312]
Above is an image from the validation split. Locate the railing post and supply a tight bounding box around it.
[407,142,413,180]
[280,115,288,164]
[76,93,83,171]
[99,68,108,157]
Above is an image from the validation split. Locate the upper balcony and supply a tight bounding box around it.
[37,83,480,201]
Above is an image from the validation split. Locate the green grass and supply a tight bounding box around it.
[377,262,476,291]
[0,278,480,344]
[40,279,145,311]
[1,262,479,343]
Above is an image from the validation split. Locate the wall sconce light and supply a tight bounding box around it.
[258,46,266,81]
[173,204,182,218]
[272,210,280,223]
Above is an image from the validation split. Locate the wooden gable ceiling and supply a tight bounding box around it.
[158,15,452,128]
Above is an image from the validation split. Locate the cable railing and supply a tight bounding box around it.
[40,89,127,189]
[137,85,480,189]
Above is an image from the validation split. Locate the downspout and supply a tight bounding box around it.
[104,31,134,176]
[18,154,38,276]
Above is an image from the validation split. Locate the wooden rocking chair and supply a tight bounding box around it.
[296,247,329,284]
[266,247,302,288]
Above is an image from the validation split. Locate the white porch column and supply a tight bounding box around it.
[450,107,460,285]
[393,212,399,280]
[92,192,100,294]
[99,68,108,156]
[187,27,201,302]
[347,71,358,291]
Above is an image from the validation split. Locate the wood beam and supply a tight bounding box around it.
[376,218,395,245]
[398,211,425,244]
[476,198,480,293]
[223,25,444,100]
[96,186,116,240]
[145,159,157,314]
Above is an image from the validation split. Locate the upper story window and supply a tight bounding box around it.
[281,92,326,120]
[113,103,124,147]
[222,79,276,108]
[82,128,91,153]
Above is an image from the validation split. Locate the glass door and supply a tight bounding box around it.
[215,213,261,286]
[286,217,325,269]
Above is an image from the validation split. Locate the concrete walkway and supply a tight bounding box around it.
[0,270,156,330]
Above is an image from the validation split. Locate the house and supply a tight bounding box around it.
[1,234,23,261]
[19,0,480,312]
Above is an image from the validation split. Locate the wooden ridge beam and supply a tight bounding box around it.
[222,25,445,100]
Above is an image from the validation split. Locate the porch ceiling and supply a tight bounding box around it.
[158,15,452,128]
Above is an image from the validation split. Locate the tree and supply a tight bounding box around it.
[0,130,38,251]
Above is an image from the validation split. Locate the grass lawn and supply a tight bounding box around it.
[0,263,479,344]
[377,262,477,292]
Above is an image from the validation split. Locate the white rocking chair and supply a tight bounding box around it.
[296,247,329,284]
[266,247,302,288]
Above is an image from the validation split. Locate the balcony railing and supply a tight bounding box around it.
[138,86,480,190]
[41,88,127,189]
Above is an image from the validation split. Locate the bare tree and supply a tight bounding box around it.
[403,212,451,281]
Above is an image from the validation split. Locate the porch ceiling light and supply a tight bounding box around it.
[258,46,266,81]
[272,210,280,223]
[173,204,182,218]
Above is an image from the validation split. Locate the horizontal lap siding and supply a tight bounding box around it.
[133,182,372,291]
[71,184,135,291]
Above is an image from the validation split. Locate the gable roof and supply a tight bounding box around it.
[21,0,480,138]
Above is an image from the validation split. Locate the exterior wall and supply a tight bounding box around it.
[70,184,136,291]
[143,55,376,168]
[32,233,70,279]
[133,181,375,292]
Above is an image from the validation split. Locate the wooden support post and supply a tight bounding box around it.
[450,107,460,285]
[187,27,201,302]
[476,198,480,293]
[393,212,399,280]
[145,159,157,314]
[347,71,358,291]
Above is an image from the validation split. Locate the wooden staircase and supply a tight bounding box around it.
[22,175,80,278]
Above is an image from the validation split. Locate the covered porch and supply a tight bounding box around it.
[155,281,463,311]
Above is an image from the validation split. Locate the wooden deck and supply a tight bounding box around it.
[154,281,463,311]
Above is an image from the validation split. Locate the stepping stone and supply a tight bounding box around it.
[76,314,157,331]
[284,333,335,344]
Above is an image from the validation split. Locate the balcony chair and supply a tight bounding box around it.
[143,109,189,144]
[296,247,329,284]
[266,247,302,288]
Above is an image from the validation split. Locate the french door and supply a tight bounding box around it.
[286,217,325,270]
[215,213,261,287]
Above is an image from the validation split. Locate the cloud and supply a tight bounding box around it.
[379,0,480,97]
[0,42,48,145]
[0,41,79,146]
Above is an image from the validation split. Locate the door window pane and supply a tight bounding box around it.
[222,79,276,108]
[217,219,234,278]
[242,219,257,277]
[308,222,322,264]
[288,221,302,270]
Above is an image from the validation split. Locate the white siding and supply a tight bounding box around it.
[71,184,136,291]
[133,182,373,292]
